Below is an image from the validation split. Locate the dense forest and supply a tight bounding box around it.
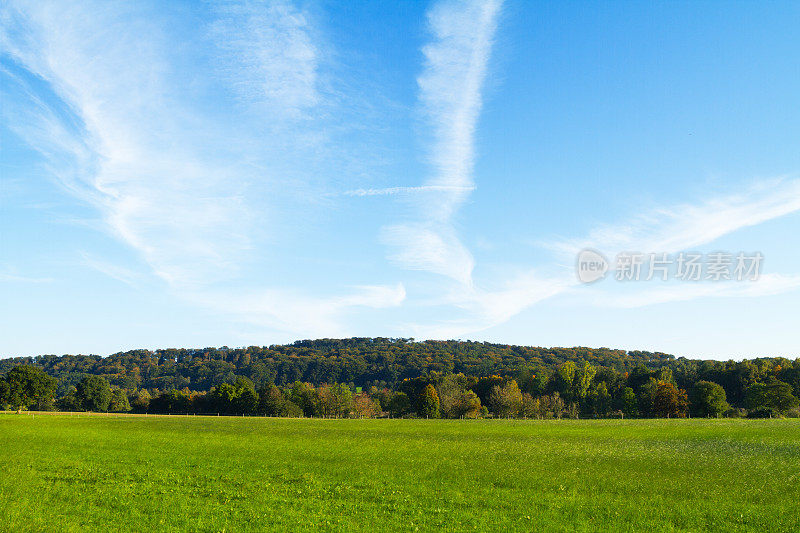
[1,338,798,419]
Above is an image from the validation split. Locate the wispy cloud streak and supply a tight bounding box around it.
[551,178,800,258]
[382,0,502,285]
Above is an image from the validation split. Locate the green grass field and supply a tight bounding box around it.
[1,414,798,532]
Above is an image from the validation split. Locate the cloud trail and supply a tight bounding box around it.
[382,0,502,285]
[550,178,800,258]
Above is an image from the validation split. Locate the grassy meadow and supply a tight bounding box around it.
[1,414,798,532]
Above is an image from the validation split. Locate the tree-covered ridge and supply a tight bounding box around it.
[1,338,674,393]
[1,338,798,419]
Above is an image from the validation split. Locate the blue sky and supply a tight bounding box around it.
[1,0,799,359]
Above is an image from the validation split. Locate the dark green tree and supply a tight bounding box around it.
[746,380,799,413]
[387,391,410,418]
[621,387,639,418]
[258,384,285,416]
[0,379,9,407]
[76,375,112,412]
[290,382,318,417]
[108,389,131,412]
[691,381,729,417]
[637,378,659,417]
[149,389,191,413]
[233,378,258,414]
[2,365,57,412]
[55,387,80,411]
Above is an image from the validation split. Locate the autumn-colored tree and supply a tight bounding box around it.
[315,383,353,418]
[549,392,565,419]
[419,384,440,418]
[520,393,541,419]
[653,381,688,418]
[353,393,381,418]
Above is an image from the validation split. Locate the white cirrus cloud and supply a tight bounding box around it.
[381,0,503,285]
[0,0,404,335]
[550,177,800,258]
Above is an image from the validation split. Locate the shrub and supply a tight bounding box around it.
[747,408,780,419]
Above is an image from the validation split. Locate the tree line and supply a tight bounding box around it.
[1,338,798,419]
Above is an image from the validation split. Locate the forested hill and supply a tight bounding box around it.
[2,338,676,393]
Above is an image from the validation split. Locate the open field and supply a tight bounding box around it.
[1,415,798,532]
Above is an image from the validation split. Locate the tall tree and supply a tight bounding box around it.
[436,374,469,418]
[620,387,638,418]
[353,394,381,418]
[419,384,440,419]
[745,380,798,413]
[488,380,523,418]
[555,362,577,401]
[653,382,688,418]
[2,365,57,412]
[690,381,729,417]
[258,384,285,416]
[108,389,131,412]
[454,390,482,419]
[576,363,596,401]
[76,375,112,412]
